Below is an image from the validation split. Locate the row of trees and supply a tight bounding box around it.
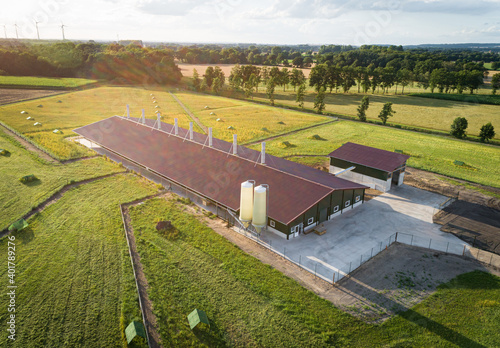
[0,41,182,84]
[309,64,486,95]
[450,117,495,142]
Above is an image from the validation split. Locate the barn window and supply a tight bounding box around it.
[345,200,351,207]
[333,205,339,213]
[308,217,314,225]
[270,220,275,228]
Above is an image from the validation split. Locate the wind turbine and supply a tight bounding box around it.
[34,20,40,40]
[61,23,66,40]
[14,23,19,39]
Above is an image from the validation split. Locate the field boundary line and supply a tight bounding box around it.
[169,91,208,133]
[0,171,127,236]
[120,193,167,348]
[243,119,337,146]
[0,90,68,106]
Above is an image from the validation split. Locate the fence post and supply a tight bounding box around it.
[490,254,493,266]
[446,242,449,253]
[371,247,373,258]
[360,254,363,265]
[380,242,383,252]
[314,263,317,276]
[332,273,335,285]
[477,248,480,259]
[395,232,398,242]
[462,245,466,257]
[410,234,414,246]
[349,262,352,274]
[428,239,432,249]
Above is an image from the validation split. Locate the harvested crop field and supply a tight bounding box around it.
[0,88,63,105]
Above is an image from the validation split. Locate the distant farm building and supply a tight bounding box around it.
[328,142,410,192]
[75,116,368,239]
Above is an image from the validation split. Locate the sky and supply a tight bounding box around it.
[1,0,500,45]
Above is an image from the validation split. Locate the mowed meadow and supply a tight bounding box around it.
[172,91,330,143]
[0,87,192,159]
[248,120,500,188]
[0,174,158,347]
[249,89,500,139]
[0,76,97,89]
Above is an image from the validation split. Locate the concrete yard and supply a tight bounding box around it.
[258,185,468,282]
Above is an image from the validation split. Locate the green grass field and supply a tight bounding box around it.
[0,87,193,158]
[248,120,500,188]
[0,174,158,347]
[129,197,500,347]
[248,90,500,139]
[0,129,124,230]
[0,76,98,89]
[173,91,330,143]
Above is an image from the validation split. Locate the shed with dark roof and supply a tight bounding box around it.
[74,117,367,239]
[328,142,410,192]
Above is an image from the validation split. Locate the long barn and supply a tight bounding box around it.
[74,116,367,239]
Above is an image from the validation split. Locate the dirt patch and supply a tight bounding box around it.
[434,201,500,254]
[335,243,500,323]
[0,88,63,105]
[404,167,500,210]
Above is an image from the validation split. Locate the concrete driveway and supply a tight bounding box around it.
[259,185,468,282]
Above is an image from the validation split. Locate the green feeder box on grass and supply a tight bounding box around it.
[395,149,404,154]
[0,149,8,156]
[125,321,147,344]
[454,160,465,166]
[188,309,210,330]
[8,219,28,232]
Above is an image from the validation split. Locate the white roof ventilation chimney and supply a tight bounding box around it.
[189,122,193,140]
[261,142,266,165]
[233,134,238,156]
[208,127,213,147]
[174,118,178,136]
[126,104,130,119]
[157,112,161,130]
[141,109,146,124]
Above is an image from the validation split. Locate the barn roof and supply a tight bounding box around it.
[328,142,410,173]
[74,117,366,225]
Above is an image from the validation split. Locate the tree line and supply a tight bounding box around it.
[0,40,181,84]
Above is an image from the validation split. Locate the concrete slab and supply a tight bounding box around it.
[258,185,468,282]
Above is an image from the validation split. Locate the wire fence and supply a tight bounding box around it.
[0,120,60,160]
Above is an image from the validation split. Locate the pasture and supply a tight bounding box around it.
[172,91,330,143]
[0,76,97,89]
[0,87,192,158]
[0,174,158,347]
[129,197,500,347]
[248,120,500,188]
[0,129,124,230]
[250,90,500,139]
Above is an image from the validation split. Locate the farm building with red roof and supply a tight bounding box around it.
[328,142,410,192]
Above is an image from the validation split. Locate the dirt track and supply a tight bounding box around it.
[0,88,63,105]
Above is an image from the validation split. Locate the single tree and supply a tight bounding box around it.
[378,102,395,125]
[357,96,370,122]
[192,69,201,91]
[314,87,326,114]
[492,74,500,95]
[450,117,468,139]
[479,122,495,142]
[266,77,276,106]
[296,83,306,109]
